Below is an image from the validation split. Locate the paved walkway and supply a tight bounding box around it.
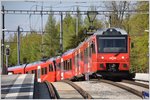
[1,74,35,99]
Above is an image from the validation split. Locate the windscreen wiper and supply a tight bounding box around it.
[114,49,124,57]
[114,52,121,57]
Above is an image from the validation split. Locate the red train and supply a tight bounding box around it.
[8,28,135,82]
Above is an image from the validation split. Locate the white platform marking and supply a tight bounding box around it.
[29,74,35,99]
[5,74,27,99]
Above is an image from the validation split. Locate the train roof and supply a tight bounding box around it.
[47,57,56,62]
[62,49,75,56]
[94,28,128,35]
[26,61,43,67]
[8,64,26,70]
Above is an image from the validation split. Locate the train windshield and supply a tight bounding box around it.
[97,36,127,53]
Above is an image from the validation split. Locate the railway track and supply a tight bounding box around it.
[44,81,60,99]
[97,79,148,98]
[133,79,149,83]
[33,81,60,99]
[121,80,149,89]
[61,80,93,99]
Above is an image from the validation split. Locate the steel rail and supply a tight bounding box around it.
[99,79,143,98]
[122,80,149,89]
[133,79,149,83]
[61,80,93,99]
[44,81,60,99]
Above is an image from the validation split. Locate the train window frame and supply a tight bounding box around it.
[97,35,128,53]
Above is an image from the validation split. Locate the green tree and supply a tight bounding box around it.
[63,13,76,51]
[129,1,149,73]
[66,28,88,50]
[8,32,42,66]
[44,11,60,57]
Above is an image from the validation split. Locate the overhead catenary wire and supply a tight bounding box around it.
[2,9,149,15]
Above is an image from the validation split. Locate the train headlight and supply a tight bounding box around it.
[101,56,104,59]
[100,64,104,68]
[123,64,127,68]
[122,56,125,59]
[8,72,13,75]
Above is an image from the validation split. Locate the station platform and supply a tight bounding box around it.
[134,73,149,81]
[1,74,35,99]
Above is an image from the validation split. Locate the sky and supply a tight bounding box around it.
[1,0,109,39]
[1,0,138,40]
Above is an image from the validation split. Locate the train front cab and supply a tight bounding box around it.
[94,28,135,79]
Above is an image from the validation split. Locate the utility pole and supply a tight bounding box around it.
[76,6,79,36]
[2,5,6,74]
[41,2,44,57]
[60,12,63,54]
[17,26,21,65]
[5,45,10,71]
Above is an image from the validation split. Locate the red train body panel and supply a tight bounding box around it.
[8,28,135,82]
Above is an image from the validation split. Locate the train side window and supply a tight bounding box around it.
[35,70,37,78]
[91,42,95,53]
[57,63,61,70]
[81,52,84,61]
[49,64,53,72]
[75,54,77,68]
[64,61,66,70]
[67,60,69,70]
[63,61,65,70]
[89,46,92,58]
[27,71,31,74]
[70,59,72,70]
[45,67,47,74]
[41,68,44,75]
[32,70,34,74]
[66,60,67,70]
[86,48,88,63]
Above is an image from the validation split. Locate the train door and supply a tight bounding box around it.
[87,42,90,73]
[37,65,41,82]
[89,42,93,72]
[48,63,55,82]
[75,52,78,76]
[61,58,64,80]
[53,61,57,81]
[91,41,96,71]
[78,49,81,74]
[84,48,87,73]
[56,60,61,81]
